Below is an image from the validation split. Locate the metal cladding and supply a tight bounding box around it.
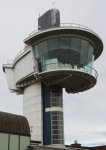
[0,111,30,136]
[38,9,60,30]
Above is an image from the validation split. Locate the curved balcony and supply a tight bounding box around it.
[34,63,98,79]
[33,63,98,94]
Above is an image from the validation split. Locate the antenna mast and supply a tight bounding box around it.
[52,2,56,9]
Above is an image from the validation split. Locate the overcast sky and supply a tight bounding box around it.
[0,0,106,147]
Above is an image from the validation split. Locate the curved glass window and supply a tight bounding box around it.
[33,37,94,74]
[71,37,81,53]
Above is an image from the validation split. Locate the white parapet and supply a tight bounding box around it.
[5,68,23,94]
[23,82,43,144]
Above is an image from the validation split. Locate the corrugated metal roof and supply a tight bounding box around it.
[0,111,30,136]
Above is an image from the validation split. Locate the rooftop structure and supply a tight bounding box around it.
[2,9,103,148]
[0,111,30,150]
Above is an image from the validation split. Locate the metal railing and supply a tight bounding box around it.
[33,63,98,79]
[7,60,14,64]
[7,48,29,64]
[15,49,24,59]
[29,23,93,36]
[29,29,39,37]
[61,23,92,31]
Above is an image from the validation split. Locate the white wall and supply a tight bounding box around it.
[23,82,43,144]
[14,51,36,84]
[5,68,15,89]
[5,68,22,94]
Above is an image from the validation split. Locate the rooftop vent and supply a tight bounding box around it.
[71,140,81,147]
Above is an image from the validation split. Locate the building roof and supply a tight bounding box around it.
[0,111,30,136]
[28,145,106,150]
[66,144,106,150]
[28,146,67,150]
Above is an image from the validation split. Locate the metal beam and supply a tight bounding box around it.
[67,77,82,85]
[44,74,72,86]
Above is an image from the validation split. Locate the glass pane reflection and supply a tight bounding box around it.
[71,37,81,53]
[59,37,70,49]
[48,38,59,51]
[34,37,95,75]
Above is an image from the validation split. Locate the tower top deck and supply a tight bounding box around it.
[2,9,104,94]
[24,25,103,61]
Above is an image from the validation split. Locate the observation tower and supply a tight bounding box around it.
[2,9,103,148]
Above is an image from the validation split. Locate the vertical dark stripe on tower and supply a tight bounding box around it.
[43,90,51,145]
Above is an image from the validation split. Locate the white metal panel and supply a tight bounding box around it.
[20,57,23,78]
[18,61,20,82]
[15,63,18,83]
[16,62,19,82]
[26,53,31,75]
[21,56,26,78]
[23,99,31,109]
[30,119,38,127]
[0,133,8,150]
[30,51,34,73]
[24,85,31,94]
[16,61,18,82]
[30,111,38,120]
[15,61,18,83]
[31,104,38,112]
[30,96,38,105]
[9,134,19,150]
[5,68,15,89]
[23,56,27,77]
[14,52,36,83]
[14,63,17,83]
[45,107,63,112]
[20,136,29,150]
[5,67,22,95]
[23,82,43,143]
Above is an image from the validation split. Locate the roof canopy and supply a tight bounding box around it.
[0,111,30,136]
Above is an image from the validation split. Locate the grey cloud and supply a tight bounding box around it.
[95,132,106,136]
[79,131,85,133]
[85,142,106,147]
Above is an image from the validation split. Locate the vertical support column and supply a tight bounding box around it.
[43,90,51,145]
[23,82,43,144]
[42,83,64,147]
